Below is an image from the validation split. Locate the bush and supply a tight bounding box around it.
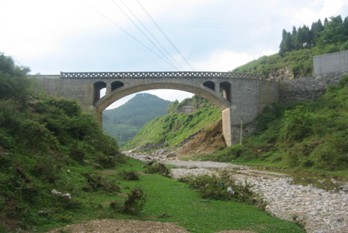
[0,53,31,102]
[119,170,140,181]
[95,153,118,169]
[181,171,265,209]
[122,187,146,215]
[144,161,170,177]
[279,105,315,142]
[256,104,282,131]
[83,174,120,192]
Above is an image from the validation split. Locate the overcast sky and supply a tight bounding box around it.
[1,0,348,108]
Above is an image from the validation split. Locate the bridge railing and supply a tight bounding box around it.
[60,71,261,79]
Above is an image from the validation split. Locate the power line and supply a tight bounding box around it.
[83,1,179,70]
[111,0,181,71]
[136,0,195,71]
[118,0,185,71]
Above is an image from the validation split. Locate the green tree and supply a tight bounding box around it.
[279,29,293,56]
[0,53,30,102]
[311,19,324,43]
[319,16,347,45]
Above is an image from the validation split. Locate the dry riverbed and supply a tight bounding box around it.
[128,152,348,233]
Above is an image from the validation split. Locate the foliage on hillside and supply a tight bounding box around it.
[0,54,303,233]
[0,54,125,231]
[201,76,348,176]
[125,98,221,149]
[103,93,170,145]
[279,15,348,55]
[234,15,348,79]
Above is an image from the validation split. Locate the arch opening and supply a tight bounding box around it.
[203,80,215,91]
[220,81,231,102]
[111,81,124,91]
[94,81,107,104]
[96,83,233,146]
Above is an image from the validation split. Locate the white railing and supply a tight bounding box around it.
[60,71,261,79]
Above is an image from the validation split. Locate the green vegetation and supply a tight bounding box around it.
[234,15,348,78]
[279,15,348,55]
[125,98,220,149]
[180,170,265,209]
[0,53,304,232]
[103,93,170,145]
[201,76,348,177]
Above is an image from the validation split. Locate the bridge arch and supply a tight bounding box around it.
[95,82,230,113]
[95,82,233,146]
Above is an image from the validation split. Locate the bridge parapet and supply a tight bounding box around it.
[60,71,261,79]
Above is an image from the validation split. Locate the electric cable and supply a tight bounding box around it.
[83,0,179,70]
[111,0,180,70]
[118,0,185,71]
[136,0,195,71]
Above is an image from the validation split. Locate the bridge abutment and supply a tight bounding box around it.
[222,107,233,146]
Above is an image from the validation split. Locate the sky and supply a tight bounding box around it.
[1,0,348,108]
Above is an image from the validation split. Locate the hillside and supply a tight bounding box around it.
[127,15,348,176]
[103,93,170,145]
[125,97,224,153]
[234,15,348,79]
[201,76,348,176]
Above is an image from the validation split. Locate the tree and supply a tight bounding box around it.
[311,19,324,42]
[0,53,31,101]
[319,16,346,45]
[279,29,294,56]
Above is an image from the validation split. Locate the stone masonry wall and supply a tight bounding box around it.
[279,73,346,104]
[313,50,348,75]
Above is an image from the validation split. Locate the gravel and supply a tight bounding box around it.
[48,153,348,233]
[161,159,348,233]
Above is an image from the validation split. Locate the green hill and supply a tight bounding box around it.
[126,15,348,176]
[201,76,348,176]
[234,15,348,79]
[103,93,170,145]
[125,96,221,149]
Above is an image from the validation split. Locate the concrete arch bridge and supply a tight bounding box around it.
[35,71,279,146]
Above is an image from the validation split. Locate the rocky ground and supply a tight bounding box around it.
[129,152,348,233]
[48,151,347,233]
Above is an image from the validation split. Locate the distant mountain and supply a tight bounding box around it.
[103,93,171,146]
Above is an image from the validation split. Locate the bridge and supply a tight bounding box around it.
[34,71,279,146]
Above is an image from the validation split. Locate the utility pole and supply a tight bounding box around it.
[240,118,243,145]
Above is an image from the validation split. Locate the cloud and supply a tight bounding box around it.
[192,49,275,72]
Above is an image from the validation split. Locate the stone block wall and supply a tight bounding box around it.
[279,73,346,104]
[314,50,348,75]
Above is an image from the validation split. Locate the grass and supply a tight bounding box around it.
[36,158,304,233]
[198,77,348,180]
[125,105,220,149]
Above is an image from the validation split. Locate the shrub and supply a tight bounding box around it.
[0,53,31,102]
[279,105,315,142]
[144,161,170,177]
[32,155,61,183]
[95,153,117,169]
[83,174,120,192]
[181,171,265,209]
[45,99,81,117]
[122,187,146,215]
[119,170,140,181]
[256,104,282,131]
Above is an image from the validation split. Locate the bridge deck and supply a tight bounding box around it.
[60,71,261,79]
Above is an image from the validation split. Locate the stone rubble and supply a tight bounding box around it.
[128,153,348,233]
